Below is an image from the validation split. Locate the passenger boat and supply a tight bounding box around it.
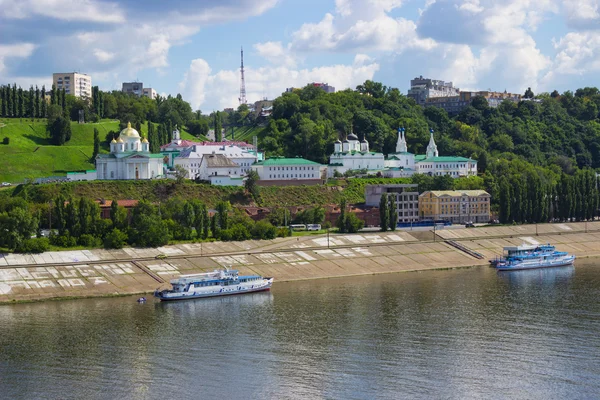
[154,267,273,301]
[491,244,575,271]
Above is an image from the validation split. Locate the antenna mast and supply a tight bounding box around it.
[239,46,247,106]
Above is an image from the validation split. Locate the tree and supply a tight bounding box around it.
[174,164,188,183]
[214,111,222,141]
[41,85,47,117]
[245,170,260,202]
[388,194,397,231]
[104,228,127,249]
[216,201,229,231]
[92,128,100,159]
[48,116,71,146]
[551,90,560,98]
[379,193,389,231]
[524,87,534,99]
[34,85,40,118]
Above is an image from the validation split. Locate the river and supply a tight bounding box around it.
[1,262,599,399]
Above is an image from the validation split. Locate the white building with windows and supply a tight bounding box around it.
[174,143,257,182]
[95,122,164,180]
[252,157,326,185]
[52,72,92,99]
[384,128,477,178]
[327,133,385,177]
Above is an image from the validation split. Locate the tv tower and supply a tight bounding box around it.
[238,46,247,105]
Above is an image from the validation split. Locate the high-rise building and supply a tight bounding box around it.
[407,76,459,106]
[52,72,92,99]
[142,88,157,99]
[122,82,144,96]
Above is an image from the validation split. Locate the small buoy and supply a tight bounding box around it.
[137,297,147,303]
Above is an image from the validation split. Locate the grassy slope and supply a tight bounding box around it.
[228,126,266,143]
[8,178,412,208]
[0,119,206,183]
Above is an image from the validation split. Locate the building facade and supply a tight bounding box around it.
[122,82,143,96]
[96,122,164,180]
[142,88,157,99]
[252,157,326,186]
[365,184,420,224]
[286,82,335,93]
[328,133,385,177]
[384,129,478,178]
[419,190,491,224]
[407,76,459,106]
[52,72,92,99]
[426,90,522,114]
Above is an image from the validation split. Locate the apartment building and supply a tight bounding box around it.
[142,88,157,99]
[426,90,522,114]
[122,82,144,96]
[52,72,92,99]
[407,76,459,106]
[419,190,491,224]
[365,184,420,223]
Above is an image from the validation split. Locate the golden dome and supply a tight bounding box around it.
[119,121,140,138]
[111,138,117,143]
[142,137,149,143]
[117,137,124,143]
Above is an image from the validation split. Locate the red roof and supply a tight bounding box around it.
[95,199,139,208]
[160,140,255,150]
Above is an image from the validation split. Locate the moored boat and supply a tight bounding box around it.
[154,267,273,301]
[491,244,575,271]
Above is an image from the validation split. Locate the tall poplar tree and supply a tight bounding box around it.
[35,85,40,118]
[92,128,100,159]
[41,85,47,117]
[28,86,35,118]
[388,194,397,231]
[379,193,389,232]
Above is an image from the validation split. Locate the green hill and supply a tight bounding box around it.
[0,119,205,183]
[227,125,266,143]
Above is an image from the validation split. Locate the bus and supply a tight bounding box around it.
[290,224,307,231]
[307,224,321,231]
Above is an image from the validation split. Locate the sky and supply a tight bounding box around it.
[1,0,599,112]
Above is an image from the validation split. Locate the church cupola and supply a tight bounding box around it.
[110,137,117,153]
[117,137,124,153]
[142,137,149,152]
[361,138,369,152]
[334,139,342,153]
[396,127,407,153]
[426,129,439,158]
[173,125,181,145]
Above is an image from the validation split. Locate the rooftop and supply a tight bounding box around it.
[204,154,239,168]
[254,157,323,166]
[416,156,474,163]
[423,190,490,197]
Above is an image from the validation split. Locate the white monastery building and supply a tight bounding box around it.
[252,157,326,186]
[327,132,385,177]
[384,128,477,178]
[95,122,164,180]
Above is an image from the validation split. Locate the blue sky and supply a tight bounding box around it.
[1,0,599,111]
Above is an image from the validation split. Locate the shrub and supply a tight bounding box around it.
[78,234,100,248]
[104,228,127,249]
[276,227,291,238]
[15,237,49,253]
[251,220,277,240]
[50,234,77,248]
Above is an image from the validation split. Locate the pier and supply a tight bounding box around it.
[1,221,600,303]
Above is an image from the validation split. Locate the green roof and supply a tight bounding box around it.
[254,157,322,166]
[417,156,474,163]
[335,151,382,156]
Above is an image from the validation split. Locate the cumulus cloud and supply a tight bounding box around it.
[0,0,278,83]
[180,56,380,110]
[254,41,297,67]
[0,42,36,73]
[562,0,600,29]
[291,1,435,53]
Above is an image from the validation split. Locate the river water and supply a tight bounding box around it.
[1,263,599,400]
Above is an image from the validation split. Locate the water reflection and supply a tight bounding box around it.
[497,265,575,285]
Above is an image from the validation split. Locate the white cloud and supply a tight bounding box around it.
[0,0,124,23]
[93,49,115,63]
[180,56,380,110]
[541,31,600,87]
[254,41,297,67]
[0,43,36,73]
[562,0,600,28]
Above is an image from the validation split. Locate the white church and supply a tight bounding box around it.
[384,128,478,178]
[326,127,477,179]
[96,122,164,180]
[327,132,385,177]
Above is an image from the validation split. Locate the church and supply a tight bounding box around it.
[384,128,478,178]
[96,122,164,180]
[327,132,385,177]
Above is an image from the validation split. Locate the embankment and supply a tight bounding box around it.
[1,221,599,303]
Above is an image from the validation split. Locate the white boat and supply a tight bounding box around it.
[154,267,273,301]
[492,244,575,271]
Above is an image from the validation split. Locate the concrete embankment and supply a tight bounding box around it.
[1,221,599,303]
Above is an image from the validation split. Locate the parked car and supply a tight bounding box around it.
[155,254,168,260]
[465,222,475,228]
[1,182,11,187]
